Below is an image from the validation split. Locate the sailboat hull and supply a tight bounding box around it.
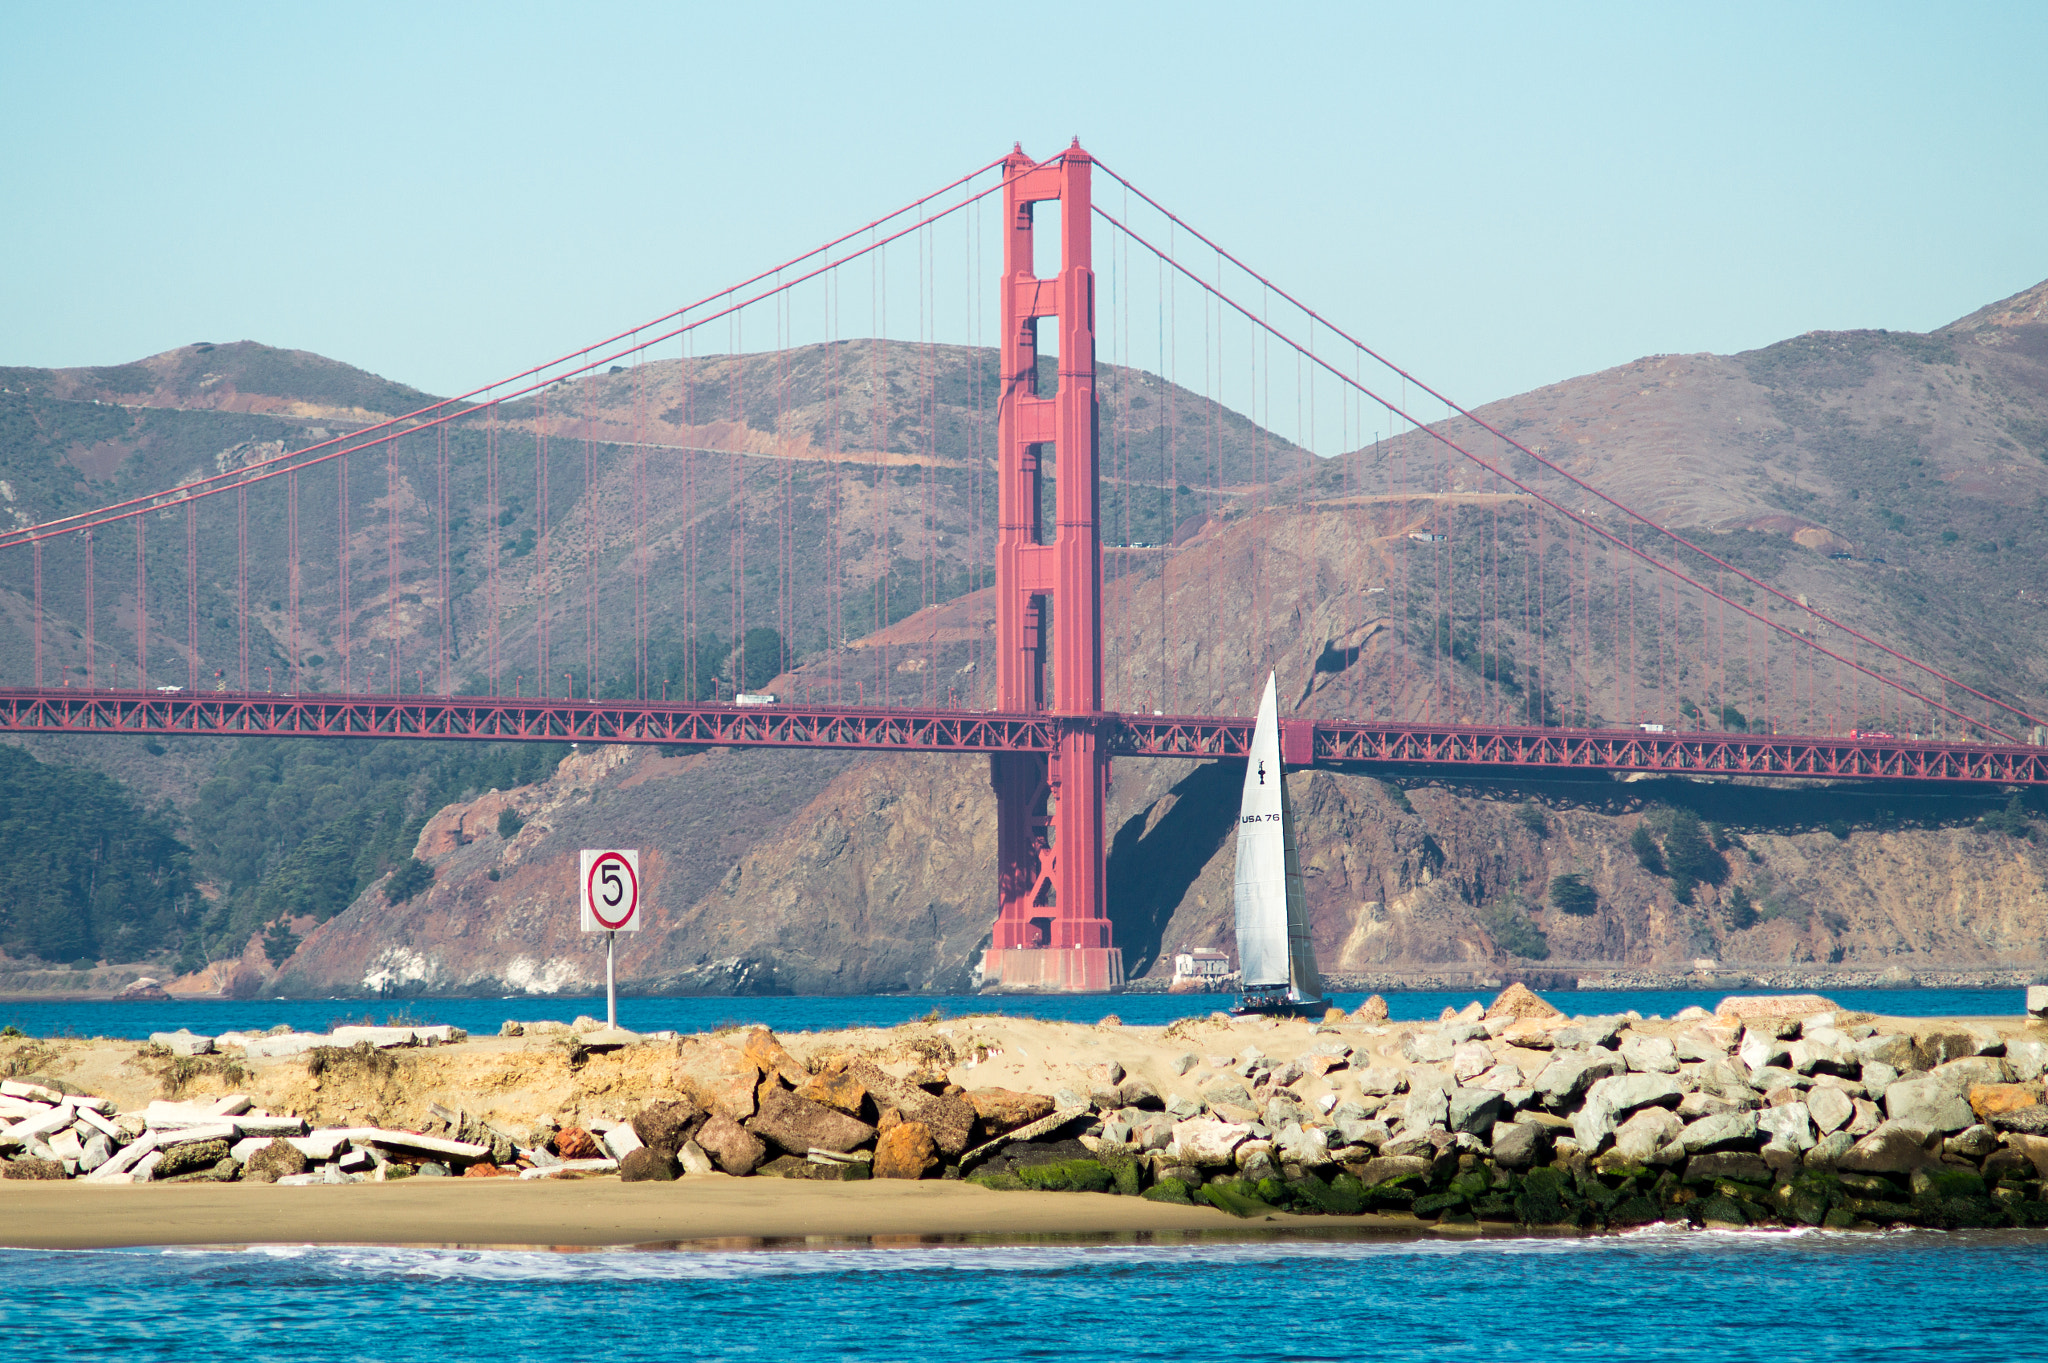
[1229,987,1330,1018]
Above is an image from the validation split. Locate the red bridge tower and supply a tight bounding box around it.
[981,142,1124,992]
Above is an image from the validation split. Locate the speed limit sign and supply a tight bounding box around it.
[580,849,641,933]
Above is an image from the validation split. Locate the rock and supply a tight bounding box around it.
[1401,1032,1458,1064]
[1574,1073,1684,1150]
[1610,1108,1684,1165]
[1450,1042,1494,1082]
[1990,1105,2048,1136]
[1273,1122,1329,1166]
[1263,1094,1308,1129]
[1929,1056,2013,1093]
[77,1132,112,1174]
[618,1147,679,1182]
[1861,1062,1902,1100]
[149,1029,215,1057]
[873,1122,939,1179]
[631,1100,706,1157]
[677,1139,716,1176]
[600,1124,645,1162]
[4,1157,65,1179]
[498,1020,524,1037]
[1485,982,1561,1021]
[1489,1119,1544,1170]
[1738,1030,1792,1073]
[1678,1111,1758,1155]
[1966,1083,2040,1120]
[1715,994,1839,1024]
[1836,1120,1939,1174]
[746,1087,877,1155]
[243,1139,310,1184]
[1533,1049,1626,1107]
[1354,994,1390,1022]
[1355,1153,1432,1186]
[1684,1151,1771,1184]
[793,1070,868,1117]
[2006,1039,2048,1082]
[741,1028,809,1084]
[1806,1085,1854,1135]
[967,1088,1054,1133]
[1355,1068,1408,1096]
[1118,1079,1163,1111]
[695,1115,767,1176]
[554,1126,603,1160]
[1854,1033,1917,1070]
[114,977,171,1001]
[1944,1124,2000,1160]
[1787,1038,1858,1078]
[2029,984,2048,1019]
[156,1138,231,1180]
[1552,1017,1624,1051]
[1171,1117,1251,1166]
[1447,1088,1506,1137]
[1757,1102,1815,1152]
[1618,1035,1678,1074]
[1882,1077,1976,1134]
[1335,1116,1390,1149]
[1401,1082,1450,1133]
[1805,1130,1855,1169]
[1848,1098,1883,1136]
[1912,1031,1991,1070]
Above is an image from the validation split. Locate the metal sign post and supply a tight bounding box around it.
[579,849,641,1031]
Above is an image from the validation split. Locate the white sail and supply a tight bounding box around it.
[1232,673,1324,1003]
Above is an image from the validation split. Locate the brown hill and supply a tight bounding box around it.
[266,279,2048,996]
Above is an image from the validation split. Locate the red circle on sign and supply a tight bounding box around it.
[585,852,639,930]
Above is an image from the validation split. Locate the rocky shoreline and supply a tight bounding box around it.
[4,991,2047,1235]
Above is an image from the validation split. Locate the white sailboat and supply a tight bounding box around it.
[1231,672,1327,1016]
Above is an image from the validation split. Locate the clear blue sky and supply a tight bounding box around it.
[4,2,2042,413]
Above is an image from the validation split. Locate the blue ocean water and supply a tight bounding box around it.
[4,1230,2045,1361]
[0,986,2025,1040]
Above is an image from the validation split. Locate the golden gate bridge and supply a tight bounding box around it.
[3,142,2042,991]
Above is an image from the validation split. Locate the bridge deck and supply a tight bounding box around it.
[2,689,2041,786]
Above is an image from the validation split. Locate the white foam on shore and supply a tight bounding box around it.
[122,1225,1975,1283]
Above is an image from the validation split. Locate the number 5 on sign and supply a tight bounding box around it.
[580,850,641,933]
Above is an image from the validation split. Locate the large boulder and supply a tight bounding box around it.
[1609,1108,1683,1165]
[1171,1117,1251,1167]
[1882,1077,1975,1134]
[1534,1049,1626,1107]
[1806,1086,1854,1136]
[741,1028,810,1086]
[1836,1120,1939,1174]
[1930,1056,2013,1092]
[1354,1154,1432,1186]
[1714,994,1839,1024]
[696,1115,767,1176]
[149,1029,215,1057]
[1446,1088,1506,1138]
[1450,1043,1495,1083]
[1756,1102,1815,1152]
[618,1147,678,1182]
[1552,1017,1625,1051]
[2,1158,64,1180]
[1574,1073,1684,1150]
[1678,1111,1758,1155]
[1855,1033,1918,1071]
[1489,1119,1544,1170]
[243,1138,310,1184]
[966,1088,1054,1133]
[156,1138,231,1180]
[746,1087,877,1155]
[1273,1122,1329,1167]
[840,1060,975,1156]
[1400,1082,1450,1133]
[1966,1084,2040,1120]
[1355,1068,1408,1096]
[1738,1031,1792,1074]
[1354,994,1391,1022]
[1787,1038,1857,1078]
[1401,1032,1459,1064]
[631,1100,706,1157]
[874,1122,938,1179]
[1485,982,1561,1021]
[1619,1035,1679,1074]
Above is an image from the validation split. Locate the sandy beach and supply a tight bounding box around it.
[0,1172,1382,1250]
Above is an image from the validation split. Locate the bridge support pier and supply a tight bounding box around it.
[981,142,1123,993]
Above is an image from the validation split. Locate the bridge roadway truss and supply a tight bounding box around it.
[3,688,2042,786]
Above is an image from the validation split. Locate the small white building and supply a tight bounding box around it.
[1173,948,1234,981]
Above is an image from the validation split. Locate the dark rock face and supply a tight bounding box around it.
[631,1100,705,1158]
[618,1147,678,1182]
